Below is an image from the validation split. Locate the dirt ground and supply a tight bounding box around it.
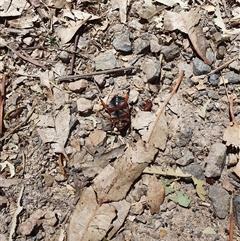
[0,0,240,241]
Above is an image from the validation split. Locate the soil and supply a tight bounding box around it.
[0,1,240,241]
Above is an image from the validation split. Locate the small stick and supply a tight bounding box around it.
[207,56,238,76]
[147,70,185,143]
[70,34,80,75]
[57,66,136,82]
[6,45,47,70]
[0,108,35,141]
[229,96,238,126]
[0,74,6,136]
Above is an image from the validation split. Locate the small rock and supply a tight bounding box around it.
[224,71,240,84]
[150,39,161,53]
[193,57,211,75]
[176,150,194,166]
[182,163,205,180]
[133,38,149,54]
[76,98,92,114]
[176,126,193,147]
[58,50,70,63]
[130,201,143,215]
[129,89,139,104]
[161,43,180,62]
[208,185,230,219]
[86,129,106,147]
[207,90,219,100]
[54,173,67,182]
[113,31,132,52]
[229,60,240,72]
[233,195,240,228]
[142,57,161,83]
[68,79,88,93]
[205,143,227,178]
[208,74,219,86]
[94,74,106,87]
[23,37,33,46]
[0,196,8,208]
[172,147,182,160]
[216,45,226,60]
[167,201,177,210]
[94,51,120,70]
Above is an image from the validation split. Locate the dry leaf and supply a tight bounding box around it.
[0,161,15,177]
[192,176,206,201]
[164,8,211,65]
[146,175,165,214]
[223,123,240,148]
[107,200,131,239]
[0,0,26,17]
[57,17,91,44]
[67,186,116,241]
[93,140,158,203]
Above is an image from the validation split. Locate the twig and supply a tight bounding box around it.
[207,56,238,76]
[9,185,24,241]
[57,66,136,82]
[229,96,238,126]
[0,108,35,141]
[229,198,234,241]
[6,45,47,70]
[0,74,6,136]
[70,34,80,75]
[147,70,185,143]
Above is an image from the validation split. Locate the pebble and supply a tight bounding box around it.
[193,57,211,75]
[208,74,219,86]
[204,143,227,178]
[181,163,205,180]
[207,90,219,100]
[94,74,106,87]
[76,97,93,115]
[129,89,139,104]
[68,79,88,93]
[172,147,182,160]
[161,43,180,62]
[86,129,106,147]
[58,50,70,64]
[133,38,149,54]
[176,126,193,147]
[94,51,120,70]
[216,45,226,59]
[233,195,240,228]
[223,71,240,84]
[208,185,230,219]
[229,60,240,72]
[150,39,161,53]
[142,57,161,83]
[176,150,194,166]
[0,196,8,208]
[112,31,132,52]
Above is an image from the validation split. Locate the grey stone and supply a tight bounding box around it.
[58,50,70,64]
[233,195,240,228]
[142,57,161,83]
[204,143,227,178]
[94,51,120,70]
[193,57,211,75]
[161,44,180,62]
[229,60,240,72]
[172,147,182,160]
[224,71,240,84]
[133,38,149,54]
[182,163,205,180]
[94,74,106,87]
[113,31,132,52]
[176,126,193,147]
[76,97,93,115]
[216,45,226,59]
[176,150,194,166]
[208,74,219,86]
[207,90,219,100]
[208,185,230,219]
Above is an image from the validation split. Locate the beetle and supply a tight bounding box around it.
[101,92,130,131]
